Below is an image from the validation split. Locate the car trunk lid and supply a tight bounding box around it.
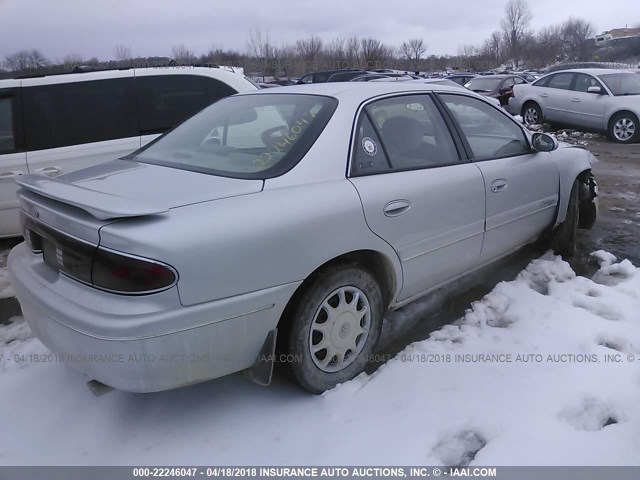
[16,159,264,245]
[17,159,264,221]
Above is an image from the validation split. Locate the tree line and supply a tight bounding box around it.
[2,0,638,80]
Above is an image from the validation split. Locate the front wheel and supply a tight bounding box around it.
[281,265,384,394]
[552,179,579,258]
[608,112,639,144]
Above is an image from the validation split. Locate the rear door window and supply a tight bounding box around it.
[351,94,461,175]
[547,73,575,90]
[136,75,237,134]
[351,114,391,175]
[22,78,138,151]
[0,97,16,154]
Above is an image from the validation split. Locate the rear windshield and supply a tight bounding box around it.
[465,77,501,92]
[598,73,640,96]
[130,93,338,179]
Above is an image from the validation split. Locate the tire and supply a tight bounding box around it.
[608,112,640,144]
[522,102,543,126]
[552,179,579,258]
[280,265,384,394]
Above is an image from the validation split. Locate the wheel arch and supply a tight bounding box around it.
[554,164,594,227]
[607,109,638,127]
[276,249,398,333]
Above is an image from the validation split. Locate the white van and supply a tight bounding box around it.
[0,67,257,237]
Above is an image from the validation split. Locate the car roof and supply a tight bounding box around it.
[547,68,632,76]
[243,81,470,102]
[469,74,514,80]
[0,66,256,92]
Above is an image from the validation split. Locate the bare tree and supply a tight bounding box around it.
[276,44,297,77]
[247,27,279,75]
[400,39,427,71]
[360,38,391,69]
[62,53,85,67]
[560,18,594,61]
[172,44,196,64]
[327,38,347,65]
[296,36,323,69]
[345,36,361,66]
[4,49,49,71]
[113,44,132,61]
[501,0,533,68]
[456,44,477,69]
[487,31,503,65]
[4,51,30,71]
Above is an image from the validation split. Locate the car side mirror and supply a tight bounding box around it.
[587,86,603,94]
[532,133,558,152]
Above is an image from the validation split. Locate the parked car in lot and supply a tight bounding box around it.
[351,73,420,82]
[9,82,598,394]
[510,69,640,143]
[445,73,477,85]
[464,74,527,107]
[513,72,537,83]
[0,67,258,238]
[296,69,364,84]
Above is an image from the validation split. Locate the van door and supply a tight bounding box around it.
[0,85,28,237]
[21,72,139,179]
[134,72,237,148]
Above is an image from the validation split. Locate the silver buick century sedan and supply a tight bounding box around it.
[8,83,598,394]
[510,68,640,143]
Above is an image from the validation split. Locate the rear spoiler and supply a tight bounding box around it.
[16,174,170,220]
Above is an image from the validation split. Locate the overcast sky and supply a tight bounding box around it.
[0,0,637,61]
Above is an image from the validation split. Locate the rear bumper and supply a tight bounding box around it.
[8,243,299,392]
[508,97,523,116]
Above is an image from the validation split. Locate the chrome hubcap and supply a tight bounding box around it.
[309,286,371,373]
[614,118,635,141]
[524,107,539,125]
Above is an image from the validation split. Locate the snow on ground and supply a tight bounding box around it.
[1,252,639,466]
[0,247,14,300]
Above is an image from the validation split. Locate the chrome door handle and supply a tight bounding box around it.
[491,179,508,193]
[383,200,411,217]
[0,171,23,182]
[35,166,62,176]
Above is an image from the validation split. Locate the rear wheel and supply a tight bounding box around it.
[280,265,384,394]
[608,112,639,144]
[522,102,543,126]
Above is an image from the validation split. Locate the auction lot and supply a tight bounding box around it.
[0,134,638,465]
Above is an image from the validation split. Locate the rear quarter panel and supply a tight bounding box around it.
[98,180,402,307]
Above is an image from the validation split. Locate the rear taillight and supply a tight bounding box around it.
[24,218,177,295]
[92,248,177,294]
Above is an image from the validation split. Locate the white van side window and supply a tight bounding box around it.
[0,97,15,154]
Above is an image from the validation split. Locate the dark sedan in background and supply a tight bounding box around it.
[465,74,528,107]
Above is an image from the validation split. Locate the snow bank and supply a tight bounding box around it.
[0,252,639,466]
